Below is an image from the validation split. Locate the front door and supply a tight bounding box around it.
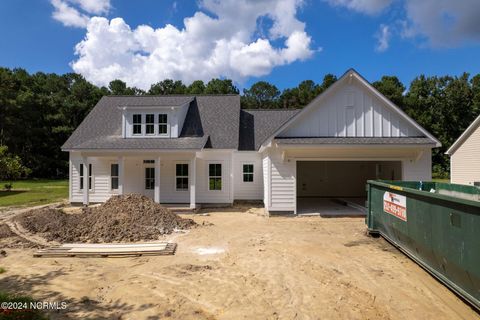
[144,166,155,199]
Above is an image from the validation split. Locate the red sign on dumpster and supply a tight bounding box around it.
[383,192,407,221]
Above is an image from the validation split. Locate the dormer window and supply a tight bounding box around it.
[146,114,155,135]
[159,114,168,135]
[133,114,142,135]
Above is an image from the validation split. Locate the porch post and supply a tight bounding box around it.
[82,155,89,206]
[190,156,196,209]
[154,156,161,203]
[118,156,124,195]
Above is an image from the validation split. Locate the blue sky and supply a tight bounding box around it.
[1,0,479,90]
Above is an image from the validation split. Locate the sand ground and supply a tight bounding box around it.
[0,208,478,319]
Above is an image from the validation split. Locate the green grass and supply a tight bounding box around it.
[432,178,450,183]
[0,267,5,274]
[0,291,49,319]
[0,179,68,208]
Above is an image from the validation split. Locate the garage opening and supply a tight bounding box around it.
[296,161,402,216]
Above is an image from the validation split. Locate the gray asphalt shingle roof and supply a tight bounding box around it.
[62,95,240,150]
[274,137,438,145]
[239,109,300,150]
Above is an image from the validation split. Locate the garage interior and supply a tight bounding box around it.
[296,160,402,216]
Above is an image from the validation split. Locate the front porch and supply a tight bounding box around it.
[74,152,198,209]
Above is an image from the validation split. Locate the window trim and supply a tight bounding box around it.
[79,163,84,191]
[144,167,155,190]
[175,162,189,191]
[158,113,168,136]
[132,114,142,135]
[79,163,94,192]
[110,163,119,191]
[242,163,254,183]
[145,113,155,135]
[208,162,222,191]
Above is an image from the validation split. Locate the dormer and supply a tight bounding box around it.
[120,99,192,138]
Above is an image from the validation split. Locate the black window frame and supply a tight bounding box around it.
[175,163,189,191]
[208,163,222,191]
[132,114,142,135]
[243,164,254,182]
[145,114,155,135]
[158,114,168,135]
[111,163,119,190]
[145,167,155,190]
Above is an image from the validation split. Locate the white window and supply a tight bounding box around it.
[158,114,168,135]
[145,167,155,190]
[111,164,119,190]
[243,164,254,182]
[133,114,142,135]
[79,164,92,190]
[79,163,84,190]
[176,163,189,191]
[209,163,222,191]
[145,114,155,134]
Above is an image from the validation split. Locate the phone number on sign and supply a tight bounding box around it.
[1,301,67,310]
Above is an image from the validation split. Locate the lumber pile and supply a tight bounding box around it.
[34,242,177,258]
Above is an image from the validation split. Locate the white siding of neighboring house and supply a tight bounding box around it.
[278,80,422,138]
[233,151,263,200]
[451,124,480,185]
[70,150,235,204]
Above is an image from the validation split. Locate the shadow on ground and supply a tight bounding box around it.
[0,269,159,319]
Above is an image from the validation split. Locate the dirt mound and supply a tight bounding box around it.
[16,194,197,243]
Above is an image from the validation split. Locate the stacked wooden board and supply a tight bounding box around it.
[34,242,177,257]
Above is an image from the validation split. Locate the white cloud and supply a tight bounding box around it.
[325,0,480,47]
[70,0,314,89]
[51,0,89,28]
[50,0,110,28]
[325,0,393,15]
[402,0,480,47]
[71,0,110,15]
[375,24,391,52]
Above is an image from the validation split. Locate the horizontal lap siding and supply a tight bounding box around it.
[451,125,480,185]
[233,152,263,200]
[269,149,295,211]
[70,153,117,203]
[196,151,232,204]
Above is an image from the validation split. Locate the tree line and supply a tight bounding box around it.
[0,66,479,179]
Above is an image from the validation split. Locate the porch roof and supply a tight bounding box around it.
[64,136,209,150]
[274,137,437,146]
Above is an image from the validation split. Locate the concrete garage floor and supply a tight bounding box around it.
[297,197,366,217]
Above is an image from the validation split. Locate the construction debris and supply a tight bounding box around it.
[16,194,197,243]
[34,242,177,258]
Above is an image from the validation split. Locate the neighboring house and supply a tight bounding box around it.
[446,114,480,186]
[62,69,440,213]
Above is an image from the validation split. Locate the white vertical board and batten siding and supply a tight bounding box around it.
[233,152,263,200]
[278,82,421,138]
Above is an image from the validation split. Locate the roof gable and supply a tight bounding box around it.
[265,69,440,147]
[446,114,480,155]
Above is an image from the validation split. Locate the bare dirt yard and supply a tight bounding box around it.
[0,207,478,320]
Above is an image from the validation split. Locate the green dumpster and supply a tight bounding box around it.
[366,180,480,311]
